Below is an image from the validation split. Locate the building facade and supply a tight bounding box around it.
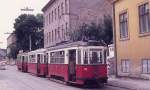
[114,0,150,79]
[42,0,112,48]
[7,33,16,59]
[0,49,6,60]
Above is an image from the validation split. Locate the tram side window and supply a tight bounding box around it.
[40,54,44,64]
[50,52,55,63]
[99,52,103,63]
[30,55,35,63]
[89,51,103,64]
[59,51,65,63]
[78,50,81,64]
[83,51,88,64]
[50,51,65,64]
[90,52,98,64]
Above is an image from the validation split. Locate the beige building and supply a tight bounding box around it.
[42,0,112,48]
[114,0,150,79]
[7,33,16,58]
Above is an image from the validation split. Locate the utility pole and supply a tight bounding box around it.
[21,7,34,51]
[0,42,2,49]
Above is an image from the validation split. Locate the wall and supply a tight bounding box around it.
[115,0,150,79]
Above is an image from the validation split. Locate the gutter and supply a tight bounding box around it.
[112,2,118,77]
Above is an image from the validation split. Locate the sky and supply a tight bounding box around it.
[0,0,49,49]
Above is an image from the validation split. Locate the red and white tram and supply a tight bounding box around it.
[28,49,46,76]
[46,43,107,85]
[17,52,28,72]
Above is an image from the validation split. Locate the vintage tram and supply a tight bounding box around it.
[17,52,28,72]
[28,49,46,76]
[17,41,108,86]
[46,42,108,85]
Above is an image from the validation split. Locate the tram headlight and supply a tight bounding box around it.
[84,68,88,71]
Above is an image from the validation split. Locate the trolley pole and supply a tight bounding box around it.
[20,7,34,51]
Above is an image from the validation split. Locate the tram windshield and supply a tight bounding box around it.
[83,49,106,65]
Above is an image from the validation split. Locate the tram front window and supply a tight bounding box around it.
[89,51,103,64]
[83,49,104,64]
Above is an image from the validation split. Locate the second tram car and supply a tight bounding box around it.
[17,41,108,86]
[28,49,46,76]
[46,42,107,85]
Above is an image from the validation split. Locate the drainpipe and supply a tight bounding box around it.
[113,2,118,77]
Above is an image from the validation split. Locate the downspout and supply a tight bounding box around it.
[113,2,118,77]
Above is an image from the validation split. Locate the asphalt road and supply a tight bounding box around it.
[0,65,129,90]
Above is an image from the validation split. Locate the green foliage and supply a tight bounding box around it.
[14,14,44,52]
[70,15,113,46]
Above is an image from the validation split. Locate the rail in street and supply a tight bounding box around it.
[0,65,129,90]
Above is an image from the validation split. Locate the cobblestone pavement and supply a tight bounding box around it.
[0,66,129,90]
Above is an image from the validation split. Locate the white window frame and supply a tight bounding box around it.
[121,59,130,73]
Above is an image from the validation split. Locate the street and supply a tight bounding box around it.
[0,65,129,90]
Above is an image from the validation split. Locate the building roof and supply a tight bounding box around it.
[42,0,55,12]
[7,33,15,41]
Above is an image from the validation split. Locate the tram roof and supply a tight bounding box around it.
[46,41,106,51]
[17,52,28,56]
[28,48,46,54]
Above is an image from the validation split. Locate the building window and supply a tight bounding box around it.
[45,16,48,26]
[55,8,57,20]
[119,12,128,39]
[52,11,54,22]
[58,6,60,19]
[65,0,68,13]
[44,16,46,26]
[47,33,49,44]
[55,29,57,41]
[52,30,54,42]
[66,22,68,36]
[49,13,51,24]
[61,2,64,16]
[49,32,51,44]
[142,59,150,74]
[121,59,130,73]
[62,25,64,40]
[139,3,150,34]
[58,27,60,39]
[44,34,47,45]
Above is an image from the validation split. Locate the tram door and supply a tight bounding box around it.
[68,50,76,82]
[44,53,49,76]
[37,54,40,74]
[22,56,25,71]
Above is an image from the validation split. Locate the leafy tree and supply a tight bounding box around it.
[14,14,44,53]
[69,15,113,46]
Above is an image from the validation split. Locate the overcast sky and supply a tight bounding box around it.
[0,0,49,49]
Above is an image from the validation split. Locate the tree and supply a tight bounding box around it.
[69,15,113,46]
[14,14,44,53]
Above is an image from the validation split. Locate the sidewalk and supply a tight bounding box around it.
[107,76,150,90]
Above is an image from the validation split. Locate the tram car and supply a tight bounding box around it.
[17,52,28,72]
[28,49,46,76]
[46,42,108,86]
